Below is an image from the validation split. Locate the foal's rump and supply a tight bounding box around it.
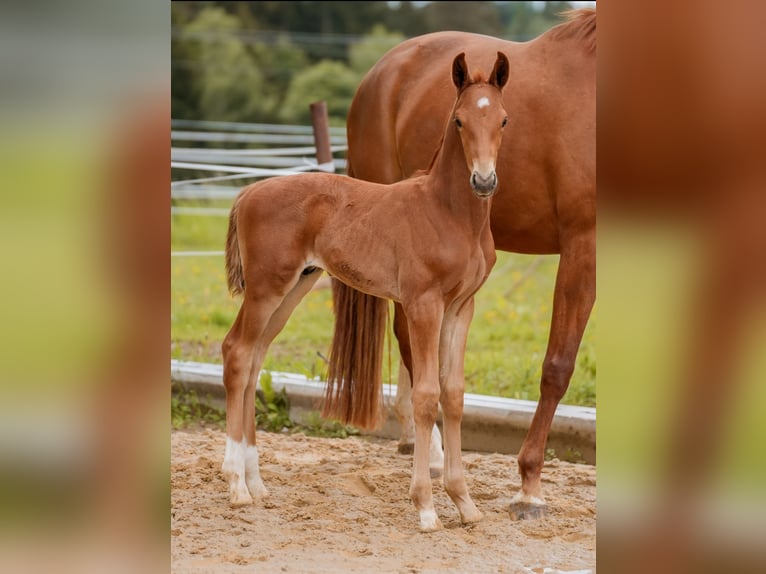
[222,172,393,431]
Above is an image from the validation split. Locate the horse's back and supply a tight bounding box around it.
[347,12,596,254]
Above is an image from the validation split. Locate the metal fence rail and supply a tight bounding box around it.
[171,110,346,256]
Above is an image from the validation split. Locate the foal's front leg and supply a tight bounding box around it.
[439,298,482,524]
[393,304,445,477]
[404,295,444,532]
[394,361,445,477]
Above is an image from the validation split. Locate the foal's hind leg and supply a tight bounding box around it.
[222,269,323,506]
[240,269,323,499]
[222,303,265,506]
[439,298,482,524]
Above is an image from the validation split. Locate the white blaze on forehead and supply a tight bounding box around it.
[477,96,490,109]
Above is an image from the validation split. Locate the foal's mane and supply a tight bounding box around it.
[547,7,596,54]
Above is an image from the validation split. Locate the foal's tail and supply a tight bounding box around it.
[323,281,389,430]
[225,193,245,296]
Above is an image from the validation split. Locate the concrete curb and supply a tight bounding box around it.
[171,360,595,464]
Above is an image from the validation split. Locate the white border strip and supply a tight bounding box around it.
[170,360,596,462]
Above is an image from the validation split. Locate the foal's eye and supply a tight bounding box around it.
[501,117,508,128]
[455,118,463,129]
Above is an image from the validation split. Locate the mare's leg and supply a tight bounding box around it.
[221,268,322,506]
[439,298,482,524]
[403,294,444,532]
[393,303,445,475]
[510,232,595,520]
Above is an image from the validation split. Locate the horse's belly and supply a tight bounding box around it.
[320,257,400,301]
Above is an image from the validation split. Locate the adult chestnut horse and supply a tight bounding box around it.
[222,52,510,531]
[329,8,595,520]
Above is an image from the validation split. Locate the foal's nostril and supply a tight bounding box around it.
[471,171,497,194]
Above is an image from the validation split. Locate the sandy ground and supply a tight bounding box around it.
[171,427,595,574]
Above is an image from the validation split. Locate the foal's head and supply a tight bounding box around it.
[451,51,510,197]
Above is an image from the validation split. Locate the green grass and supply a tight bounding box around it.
[171,382,360,439]
[171,385,226,430]
[171,211,596,407]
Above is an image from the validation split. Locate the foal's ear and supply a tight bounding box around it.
[490,52,510,89]
[452,52,469,91]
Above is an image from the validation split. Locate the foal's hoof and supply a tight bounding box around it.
[460,508,483,525]
[458,502,484,525]
[230,493,254,507]
[418,511,444,533]
[247,479,269,501]
[509,501,548,520]
[397,442,414,455]
[429,466,443,479]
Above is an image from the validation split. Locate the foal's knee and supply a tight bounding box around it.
[412,386,440,426]
[439,386,464,420]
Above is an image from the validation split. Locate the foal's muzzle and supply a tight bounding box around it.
[470,171,498,197]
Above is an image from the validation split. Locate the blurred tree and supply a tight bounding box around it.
[503,1,570,40]
[251,35,309,123]
[421,1,504,37]
[182,6,266,122]
[171,6,199,120]
[280,60,358,126]
[170,1,581,123]
[348,24,405,76]
[237,1,390,35]
[223,1,392,63]
[542,1,574,19]
[383,1,428,38]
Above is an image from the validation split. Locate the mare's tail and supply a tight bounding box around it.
[323,281,389,430]
[225,193,245,296]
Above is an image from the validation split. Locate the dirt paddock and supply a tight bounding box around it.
[171,427,595,573]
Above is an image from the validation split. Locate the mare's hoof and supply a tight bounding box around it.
[509,501,548,520]
[398,443,414,455]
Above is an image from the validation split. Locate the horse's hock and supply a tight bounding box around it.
[171,360,596,464]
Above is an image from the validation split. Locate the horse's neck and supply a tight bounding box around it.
[426,128,492,229]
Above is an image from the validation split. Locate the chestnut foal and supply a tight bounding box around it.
[221,52,509,531]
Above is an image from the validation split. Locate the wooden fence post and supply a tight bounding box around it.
[309,101,334,172]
